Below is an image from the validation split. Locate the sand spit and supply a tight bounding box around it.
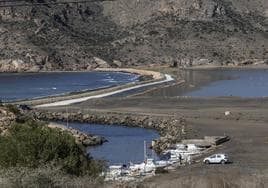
[36,69,174,107]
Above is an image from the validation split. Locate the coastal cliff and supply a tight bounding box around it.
[0,0,267,72]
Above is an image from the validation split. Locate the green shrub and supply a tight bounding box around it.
[0,119,105,176]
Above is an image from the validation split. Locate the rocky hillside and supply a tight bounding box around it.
[0,0,267,72]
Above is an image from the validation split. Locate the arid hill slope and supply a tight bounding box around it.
[0,0,267,71]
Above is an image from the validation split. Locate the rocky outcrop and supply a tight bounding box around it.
[0,59,42,72]
[0,107,16,135]
[35,111,189,153]
[48,122,107,147]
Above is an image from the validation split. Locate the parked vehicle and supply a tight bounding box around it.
[203,154,230,164]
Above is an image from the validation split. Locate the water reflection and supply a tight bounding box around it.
[186,69,268,97]
[145,69,231,97]
[146,69,268,97]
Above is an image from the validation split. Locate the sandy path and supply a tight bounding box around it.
[36,74,174,107]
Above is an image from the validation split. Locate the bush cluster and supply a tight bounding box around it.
[0,119,104,177]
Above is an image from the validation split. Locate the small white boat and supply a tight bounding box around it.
[129,158,156,174]
[161,143,204,165]
[154,160,170,168]
[105,140,167,180]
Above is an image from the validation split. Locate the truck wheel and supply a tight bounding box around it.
[205,160,210,164]
[221,160,225,164]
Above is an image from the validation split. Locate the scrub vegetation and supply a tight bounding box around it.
[0,106,105,187]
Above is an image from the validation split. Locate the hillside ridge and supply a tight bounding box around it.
[0,0,267,72]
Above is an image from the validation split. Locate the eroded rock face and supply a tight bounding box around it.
[0,107,16,135]
[0,5,32,21]
[0,59,41,72]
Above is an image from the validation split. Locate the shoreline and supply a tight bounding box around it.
[10,66,268,106]
[48,122,107,147]
[182,63,268,70]
[95,68,164,80]
[35,74,173,108]
[11,68,170,107]
[35,110,188,154]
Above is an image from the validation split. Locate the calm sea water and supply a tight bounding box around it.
[69,122,159,165]
[0,72,138,101]
[185,69,268,97]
